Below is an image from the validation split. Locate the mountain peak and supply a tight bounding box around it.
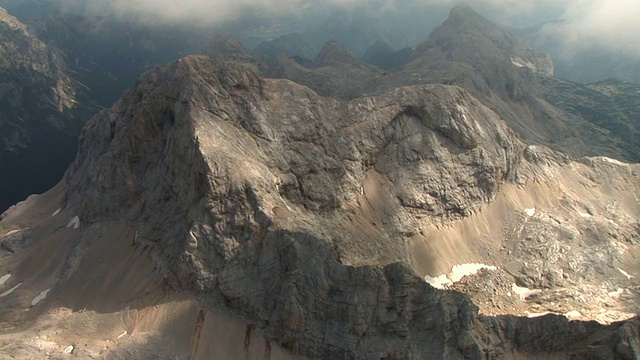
[442,3,501,35]
[442,4,493,30]
[314,40,351,67]
[448,3,481,19]
[201,34,256,63]
[314,40,374,70]
[412,4,553,77]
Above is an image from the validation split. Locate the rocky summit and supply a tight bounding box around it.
[0,4,639,360]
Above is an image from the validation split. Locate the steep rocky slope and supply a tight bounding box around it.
[0,7,85,213]
[1,55,639,359]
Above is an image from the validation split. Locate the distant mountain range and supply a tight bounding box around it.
[204,5,640,163]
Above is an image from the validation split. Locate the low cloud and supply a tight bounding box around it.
[544,0,640,57]
[62,0,312,25]
[64,0,639,56]
[64,0,566,26]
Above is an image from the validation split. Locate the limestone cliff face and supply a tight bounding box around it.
[59,55,639,358]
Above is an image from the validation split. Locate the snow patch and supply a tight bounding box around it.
[524,208,536,217]
[578,212,592,218]
[51,208,61,217]
[449,264,497,282]
[424,274,453,289]
[608,288,624,298]
[511,57,539,72]
[527,311,555,318]
[117,331,128,339]
[0,274,11,287]
[63,345,74,354]
[564,310,582,319]
[0,283,22,297]
[31,288,50,306]
[2,229,21,237]
[512,283,542,301]
[618,268,634,280]
[597,156,628,167]
[425,263,497,289]
[66,216,80,229]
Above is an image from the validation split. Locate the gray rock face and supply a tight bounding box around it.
[65,55,520,259]
[60,55,640,358]
[412,5,553,76]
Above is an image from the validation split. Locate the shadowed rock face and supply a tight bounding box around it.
[0,7,81,212]
[362,41,414,70]
[53,56,639,358]
[254,33,317,62]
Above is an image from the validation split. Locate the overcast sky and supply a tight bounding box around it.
[65,0,639,56]
[67,0,565,25]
